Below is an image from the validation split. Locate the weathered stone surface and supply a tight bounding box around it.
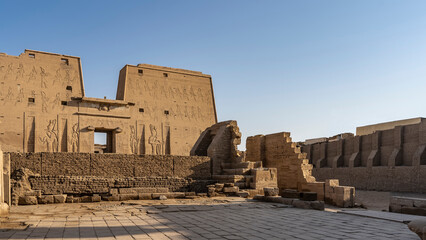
[18,196,37,205]
[292,199,312,209]
[91,194,101,202]
[159,195,167,200]
[281,189,301,199]
[236,191,249,198]
[253,195,265,201]
[310,201,325,210]
[224,183,234,187]
[408,219,426,240]
[53,195,67,203]
[138,193,152,200]
[119,194,139,201]
[223,186,239,193]
[264,187,279,197]
[38,195,54,204]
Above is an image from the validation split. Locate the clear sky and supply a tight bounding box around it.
[2,1,426,148]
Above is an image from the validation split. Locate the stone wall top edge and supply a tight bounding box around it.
[128,64,211,77]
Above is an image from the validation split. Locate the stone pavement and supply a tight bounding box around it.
[0,197,419,239]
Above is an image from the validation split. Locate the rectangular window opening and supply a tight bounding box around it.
[138,69,143,75]
[61,101,68,106]
[139,108,144,113]
[164,110,169,115]
[61,58,69,65]
[28,98,35,103]
[29,53,35,58]
[163,73,168,77]
[66,86,72,91]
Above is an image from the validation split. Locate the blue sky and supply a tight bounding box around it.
[2,1,426,147]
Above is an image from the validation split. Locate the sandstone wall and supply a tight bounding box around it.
[9,152,211,180]
[28,176,212,195]
[303,122,426,193]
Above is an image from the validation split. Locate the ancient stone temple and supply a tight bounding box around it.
[0,50,217,155]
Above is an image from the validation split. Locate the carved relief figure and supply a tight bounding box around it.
[41,91,49,113]
[15,63,25,81]
[53,68,62,85]
[3,63,13,81]
[5,87,14,103]
[148,124,162,155]
[40,120,58,152]
[28,66,37,83]
[130,125,139,154]
[16,88,24,104]
[70,123,79,152]
[40,67,48,88]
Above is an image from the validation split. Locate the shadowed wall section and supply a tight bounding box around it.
[303,121,426,193]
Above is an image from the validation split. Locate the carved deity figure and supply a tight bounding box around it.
[148,124,162,155]
[130,125,139,154]
[16,88,24,104]
[40,120,58,152]
[15,63,25,81]
[28,66,37,83]
[40,67,48,88]
[41,91,48,113]
[70,123,79,152]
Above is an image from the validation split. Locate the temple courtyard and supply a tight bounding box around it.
[0,197,422,240]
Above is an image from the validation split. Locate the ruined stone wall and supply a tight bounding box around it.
[303,122,426,193]
[9,152,211,180]
[28,176,212,195]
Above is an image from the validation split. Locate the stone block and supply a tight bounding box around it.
[38,195,54,204]
[109,188,118,195]
[53,195,67,204]
[102,195,119,201]
[223,186,239,193]
[407,219,426,240]
[253,195,265,201]
[18,196,37,205]
[92,194,101,202]
[80,196,92,203]
[119,194,139,201]
[185,192,196,196]
[168,192,185,198]
[159,195,167,200]
[325,179,339,187]
[301,192,317,201]
[279,197,295,205]
[224,183,234,187]
[310,201,325,210]
[215,183,224,192]
[197,193,208,197]
[281,189,301,199]
[401,207,426,216]
[264,187,279,197]
[292,199,312,209]
[138,193,152,200]
[414,199,426,208]
[236,191,249,198]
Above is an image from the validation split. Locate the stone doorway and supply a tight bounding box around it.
[94,129,115,153]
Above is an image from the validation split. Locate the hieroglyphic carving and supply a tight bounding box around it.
[70,123,79,152]
[41,91,49,113]
[148,124,162,155]
[53,93,60,107]
[40,67,48,88]
[39,119,58,152]
[130,125,139,154]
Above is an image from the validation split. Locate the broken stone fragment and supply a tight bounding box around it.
[159,195,167,200]
[264,187,279,197]
[408,219,426,240]
[53,195,67,203]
